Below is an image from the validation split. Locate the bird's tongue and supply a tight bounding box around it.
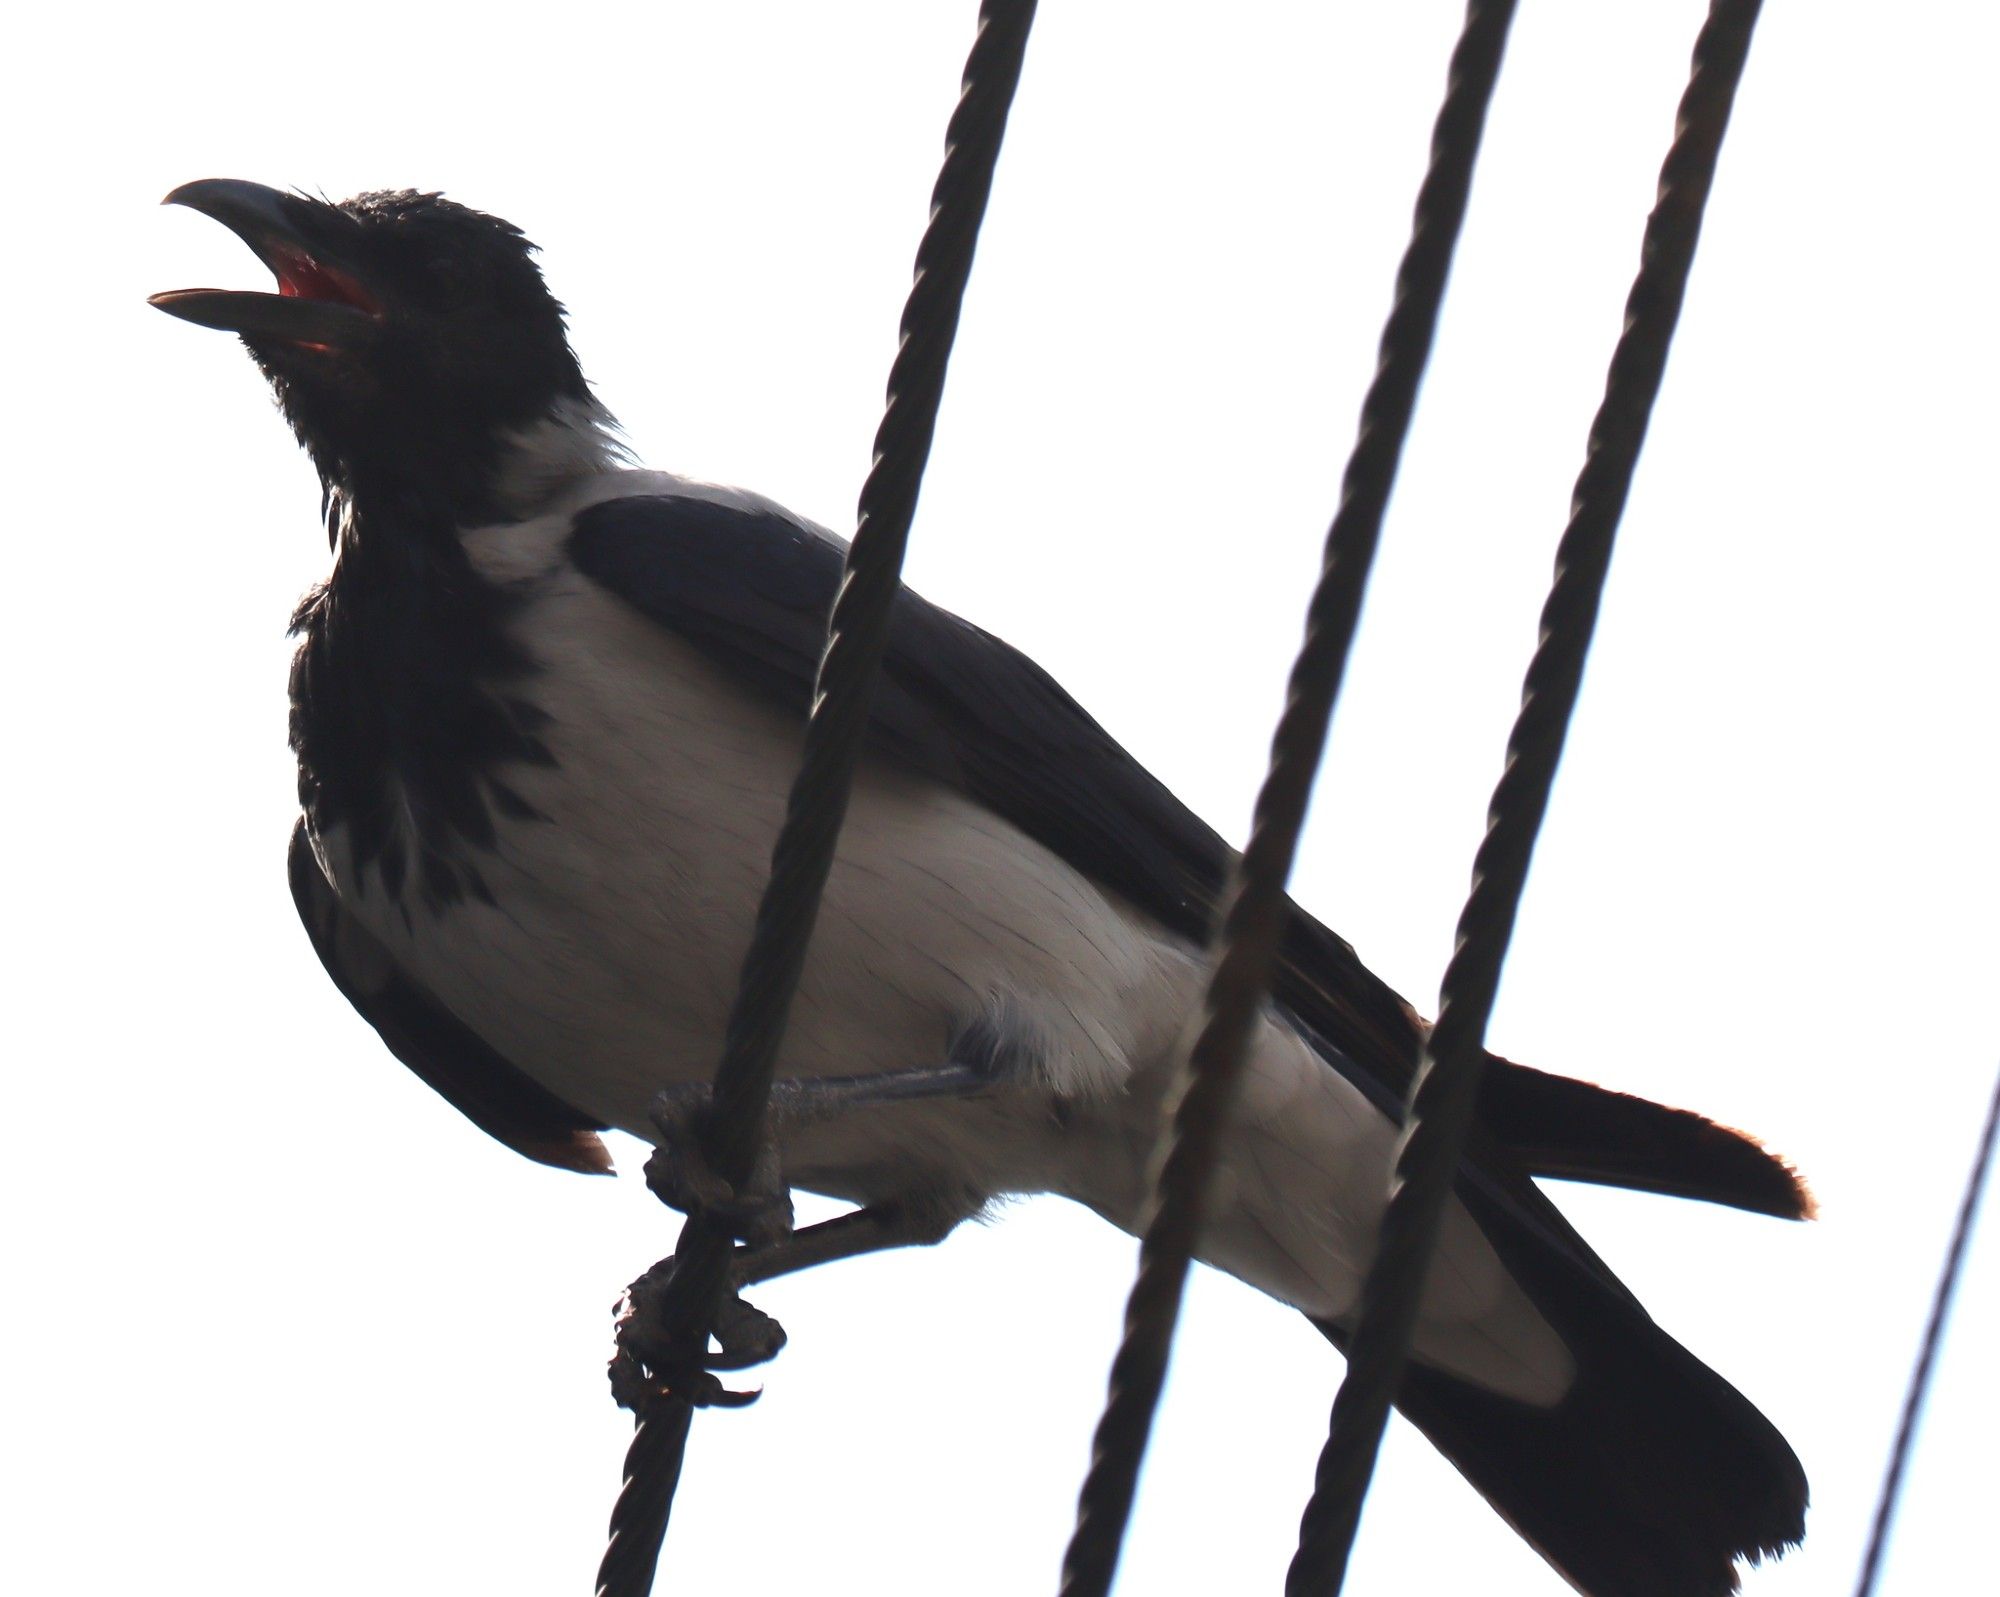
[272,249,379,312]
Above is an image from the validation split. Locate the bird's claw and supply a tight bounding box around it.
[646,1085,795,1247]
[609,1349,763,1411]
[608,1255,788,1414]
[710,1290,789,1365]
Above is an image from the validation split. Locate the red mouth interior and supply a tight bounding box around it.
[270,249,380,313]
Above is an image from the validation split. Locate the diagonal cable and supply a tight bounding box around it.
[1054,6,1520,1593]
[1853,1060,2000,1597]
[594,5,1038,1593]
[1284,3,1767,1591]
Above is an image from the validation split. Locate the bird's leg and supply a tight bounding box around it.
[643,1057,1006,1243]
[729,1185,982,1289]
[762,1060,1011,1121]
[645,1089,795,1249]
[630,1052,1014,1396]
[609,1187,980,1410]
[613,1087,806,1408]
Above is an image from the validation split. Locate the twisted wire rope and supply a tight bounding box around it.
[1054,5,1520,1593]
[594,5,1038,1591]
[1853,1060,2000,1597]
[1284,3,1767,1590]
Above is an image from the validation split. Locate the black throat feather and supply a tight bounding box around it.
[289,472,554,914]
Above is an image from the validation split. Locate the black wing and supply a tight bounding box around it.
[288,821,613,1175]
[568,491,1809,1220]
[568,493,1423,1087]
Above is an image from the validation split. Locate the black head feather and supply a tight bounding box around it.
[157,180,590,515]
[157,180,591,908]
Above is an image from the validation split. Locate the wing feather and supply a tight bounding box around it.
[288,821,613,1175]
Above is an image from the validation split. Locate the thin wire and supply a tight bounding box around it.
[1285,3,1766,1591]
[1053,6,1520,1594]
[1853,1061,2000,1597]
[594,5,1038,1593]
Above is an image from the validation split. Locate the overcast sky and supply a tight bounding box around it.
[5,3,1994,1594]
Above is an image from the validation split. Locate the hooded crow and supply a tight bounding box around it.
[155,179,1809,1596]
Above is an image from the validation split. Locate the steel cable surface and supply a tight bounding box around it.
[594,4,1038,1593]
[1284,3,1767,1591]
[1054,6,1520,1594]
[1853,1060,2000,1597]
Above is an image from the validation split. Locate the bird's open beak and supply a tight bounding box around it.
[150,179,381,349]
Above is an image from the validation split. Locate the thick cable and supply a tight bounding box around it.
[594,5,1037,1592]
[1053,7,1519,1594]
[1284,4,1766,1591]
[1853,1061,2000,1597]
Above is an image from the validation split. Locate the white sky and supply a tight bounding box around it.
[5,3,1995,1594]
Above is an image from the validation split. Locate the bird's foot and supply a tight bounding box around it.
[607,1256,789,1413]
[645,1084,795,1247]
[710,1290,790,1366]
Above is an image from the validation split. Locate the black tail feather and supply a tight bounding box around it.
[1307,1163,1806,1597]
[1480,1057,1815,1221]
[1312,1312,1805,1597]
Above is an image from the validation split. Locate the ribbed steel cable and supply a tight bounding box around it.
[1853,1060,2000,1597]
[1284,4,1766,1591]
[1053,6,1519,1594]
[593,5,1037,1593]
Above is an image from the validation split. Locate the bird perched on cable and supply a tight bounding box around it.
[155,179,1808,1597]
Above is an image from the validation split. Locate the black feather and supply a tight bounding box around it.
[1312,1156,1807,1596]
[288,821,610,1173]
[289,496,553,912]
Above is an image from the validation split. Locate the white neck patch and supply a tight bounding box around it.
[489,395,632,520]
